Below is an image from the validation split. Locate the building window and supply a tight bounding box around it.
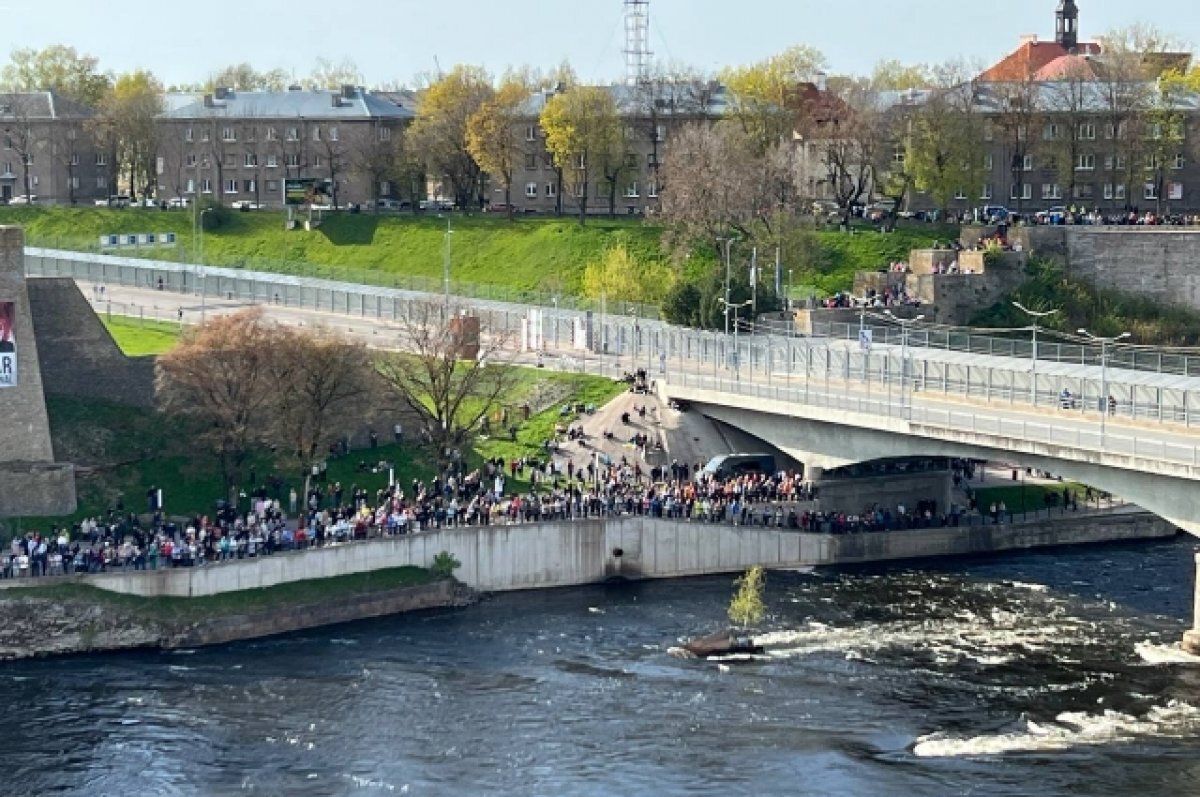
[1079,123,1096,140]
[186,178,195,194]
[572,182,585,198]
[185,154,197,167]
[286,127,299,141]
[201,178,212,193]
[95,153,107,166]
[574,153,586,170]
[1104,122,1118,139]
[1022,154,1033,171]
[624,181,639,198]
[1043,123,1059,140]
[1143,182,1158,200]
[655,124,666,142]
[983,154,993,170]
[525,125,537,141]
[544,154,556,169]
[200,128,210,142]
[624,153,638,169]
[66,128,76,140]
[96,175,107,188]
[200,155,210,168]
[378,126,391,142]
[266,127,278,141]
[379,180,391,196]
[69,176,79,189]
[244,153,257,167]
[1017,124,1027,141]
[1174,154,1185,170]
[892,145,906,165]
[329,126,338,142]
[222,127,235,142]
[286,154,300,168]
[1073,183,1094,199]
[647,180,658,198]
[1075,154,1095,171]
[313,126,322,142]
[953,187,967,200]
[525,154,537,170]
[30,176,37,186]
[647,154,659,168]
[980,184,993,200]
[265,179,279,192]
[525,182,538,197]
[224,154,237,168]
[545,182,557,198]
[69,153,79,166]
[983,122,994,141]
[185,127,193,142]
[244,127,255,142]
[243,179,256,193]
[266,154,278,168]
[1041,183,1061,200]
[313,155,323,168]
[225,178,238,194]
[1169,182,1184,201]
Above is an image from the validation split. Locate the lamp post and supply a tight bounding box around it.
[1012,302,1059,406]
[885,310,925,418]
[440,214,453,314]
[718,297,754,381]
[1077,328,1131,446]
[198,207,213,322]
[717,237,737,335]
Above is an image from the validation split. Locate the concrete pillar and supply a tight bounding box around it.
[1184,552,1200,656]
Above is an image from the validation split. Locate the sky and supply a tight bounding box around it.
[1,0,1192,88]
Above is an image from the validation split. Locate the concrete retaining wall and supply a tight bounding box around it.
[86,512,1177,598]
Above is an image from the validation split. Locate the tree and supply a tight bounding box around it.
[1,95,40,200]
[376,301,520,462]
[408,65,494,209]
[906,66,983,218]
[206,63,288,92]
[1042,61,1099,208]
[728,566,766,628]
[819,84,884,225]
[869,59,932,91]
[539,86,622,224]
[628,65,717,202]
[155,309,286,498]
[308,58,363,90]
[582,241,674,304]
[0,45,110,107]
[721,45,828,152]
[269,329,371,503]
[986,74,1042,215]
[99,70,164,200]
[466,76,529,215]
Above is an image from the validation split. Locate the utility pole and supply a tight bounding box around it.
[1077,328,1131,447]
[718,237,736,336]
[1012,302,1059,407]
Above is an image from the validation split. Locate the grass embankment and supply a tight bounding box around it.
[972,258,1200,346]
[0,566,435,621]
[5,206,955,300]
[102,316,182,356]
[972,480,1090,515]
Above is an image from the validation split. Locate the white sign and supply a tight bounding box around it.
[0,352,14,387]
[859,328,873,351]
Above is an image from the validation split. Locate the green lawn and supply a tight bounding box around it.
[0,566,437,622]
[4,207,958,302]
[972,480,1090,515]
[101,316,182,356]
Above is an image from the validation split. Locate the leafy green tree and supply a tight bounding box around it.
[906,68,983,218]
[466,76,529,215]
[721,45,828,151]
[0,45,110,106]
[582,241,675,304]
[409,65,494,210]
[539,85,621,224]
[97,70,164,200]
[728,566,766,628]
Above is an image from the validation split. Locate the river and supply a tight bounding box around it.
[2,537,1199,796]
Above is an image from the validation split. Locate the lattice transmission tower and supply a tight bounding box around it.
[624,0,652,85]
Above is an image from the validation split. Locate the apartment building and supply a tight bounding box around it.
[154,86,412,208]
[0,91,105,205]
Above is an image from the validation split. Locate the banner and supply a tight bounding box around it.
[0,301,15,388]
[283,178,334,207]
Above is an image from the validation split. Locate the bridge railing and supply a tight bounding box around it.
[32,247,1200,432]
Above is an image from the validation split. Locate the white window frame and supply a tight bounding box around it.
[1144,182,1158,200]
[225,178,238,194]
[983,154,993,170]
[328,126,338,142]
[647,180,658,198]
[545,182,557,198]
[624,181,640,198]
[980,184,993,200]
[953,187,968,200]
[1079,123,1096,140]
[69,175,79,189]
[96,175,107,188]
[286,127,299,141]
[266,154,278,168]
[266,127,278,141]
[69,153,79,166]
[1042,183,1061,200]
[95,153,107,166]
[1169,182,1184,201]
[525,182,538,198]
[222,127,235,142]
[185,127,193,142]
[378,126,391,142]
[1022,154,1033,171]
[185,154,197,167]
[201,178,212,194]
[312,126,322,142]
[1174,154,1185,170]
[1075,154,1095,171]
[244,153,257,168]
[525,125,537,142]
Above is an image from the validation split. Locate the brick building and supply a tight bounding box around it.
[154,86,412,208]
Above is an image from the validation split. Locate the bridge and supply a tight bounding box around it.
[23,246,1200,655]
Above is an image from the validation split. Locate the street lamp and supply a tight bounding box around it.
[1077,328,1131,446]
[198,207,213,321]
[717,236,738,335]
[1012,301,1059,406]
[717,297,754,380]
[885,310,925,418]
[440,214,453,314]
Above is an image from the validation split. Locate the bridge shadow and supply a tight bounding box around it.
[319,215,379,246]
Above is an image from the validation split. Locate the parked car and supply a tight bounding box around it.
[419,199,455,212]
[981,204,1010,223]
[1036,205,1067,224]
[167,197,189,209]
[229,200,261,210]
[374,198,407,212]
[485,203,517,214]
[9,194,37,205]
[865,201,896,222]
[106,194,131,208]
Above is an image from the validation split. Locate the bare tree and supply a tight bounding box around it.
[0,94,39,200]
[376,301,519,463]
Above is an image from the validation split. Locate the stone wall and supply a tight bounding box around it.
[27,278,156,407]
[79,511,1176,598]
[1056,228,1200,311]
[0,226,75,516]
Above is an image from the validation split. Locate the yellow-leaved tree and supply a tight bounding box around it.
[581,241,674,305]
[728,566,766,629]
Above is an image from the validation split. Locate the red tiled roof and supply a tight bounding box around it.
[980,40,1101,82]
[1033,53,1098,81]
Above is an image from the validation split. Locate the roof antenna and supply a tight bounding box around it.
[433,55,444,79]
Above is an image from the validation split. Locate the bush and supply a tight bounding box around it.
[431,551,461,579]
[196,198,233,230]
[728,565,766,628]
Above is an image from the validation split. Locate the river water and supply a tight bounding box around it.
[3,537,1199,796]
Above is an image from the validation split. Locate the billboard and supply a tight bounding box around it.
[0,301,15,388]
[283,178,334,207]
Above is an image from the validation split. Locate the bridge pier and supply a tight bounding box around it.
[1185,553,1200,656]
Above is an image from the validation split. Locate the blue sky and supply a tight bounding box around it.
[3,0,1190,87]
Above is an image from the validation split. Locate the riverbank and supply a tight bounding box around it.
[0,567,473,661]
